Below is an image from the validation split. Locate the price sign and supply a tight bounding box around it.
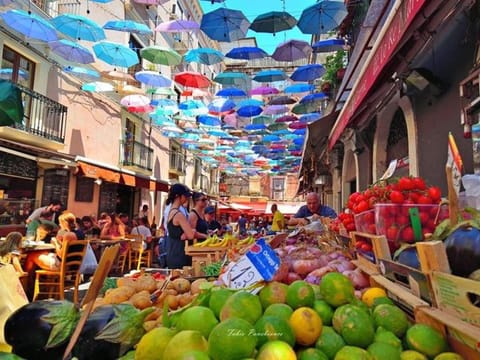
[219,238,280,292]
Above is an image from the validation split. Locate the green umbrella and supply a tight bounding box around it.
[140,46,182,66]
[291,101,317,115]
[0,80,24,126]
[267,122,288,131]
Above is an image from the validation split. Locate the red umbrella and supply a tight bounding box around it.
[174,71,211,88]
[289,120,308,129]
[275,114,298,123]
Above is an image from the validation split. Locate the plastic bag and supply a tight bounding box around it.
[0,264,28,344]
[80,242,98,274]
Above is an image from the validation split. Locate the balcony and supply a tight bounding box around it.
[119,139,153,172]
[0,83,67,150]
[169,151,186,176]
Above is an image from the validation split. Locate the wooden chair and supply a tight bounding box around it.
[127,234,152,271]
[33,239,87,305]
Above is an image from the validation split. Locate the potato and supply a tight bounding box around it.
[166,288,178,296]
[117,277,136,288]
[172,278,191,294]
[190,278,208,295]
[178,293,193,308]
[145,307,162,322]
[165,294,178,310]
[103,286,135,304]
[134,275,157,293]
[130,290,153,309]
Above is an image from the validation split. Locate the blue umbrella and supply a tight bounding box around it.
[208,98,236,113]
[214,72,249,86]
[263,134,281,142]
[179,99,206,111]
[52,14,105,42]
[81,81,114,92]
[300,92,328,104]
[216,88,247,97]
[184,48,224,65]
[200,8,250,42]
[298,0,348,35]
[207,129,229,137]
[237,105,263,118]
[312,38,346,53]
[1,9,57,42]
[299,112,322,122]
[253,69,287,83]
[238,99,263,108]
[198,115,221,127]
[135,71,172,87]
[103,19,152,35]
[63,65,99,80]
[93,41,139,67]
[0,68,29,80]
[225,46,268,60]
[244,123,267,131]
[290,64,326,81]
[49,39,94,64]
[284,83,315,94]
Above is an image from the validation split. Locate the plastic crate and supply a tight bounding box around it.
[374,203,448,247]
[354,209,376,234]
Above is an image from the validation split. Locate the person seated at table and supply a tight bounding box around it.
[35,222,56,243]
[130,216,153,249]
[57,211,85,240]
[100,213,127,253]
[97,212,110,230]
[204,206,224,236]
[288,192,337,226]
[119,213,132,234]
[81,215,101,238]
[0,231,26,276]
[189,192,209,242]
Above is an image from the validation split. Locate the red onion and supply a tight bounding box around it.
[272,261,289,282]
[343,268,370,289]
[285,272,302,284]
[292,258,324,276]
[286,237,298,245]
[328,259,355,273]
[304,266,334,285]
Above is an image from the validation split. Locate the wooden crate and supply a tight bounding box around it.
[350,231,391,274]
[415,307,480,360]
[416,241,480,329]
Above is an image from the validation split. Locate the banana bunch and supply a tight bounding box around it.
[193,234,229,248]
[236,235,255,246]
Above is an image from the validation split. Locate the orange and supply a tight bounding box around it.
[319,272,354,308]
[361,287,387,307]
[289,307,323,346]
[258,281,288,309]
[286,280,315,309]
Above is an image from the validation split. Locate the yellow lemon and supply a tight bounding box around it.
[289,307,323,346]
[361,287,387,307]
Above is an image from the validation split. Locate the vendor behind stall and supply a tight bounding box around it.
[288,192,337,226]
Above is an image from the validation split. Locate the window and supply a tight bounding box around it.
[124,118,136,165]
[75,177,94,202]
[127,35,142,86]
[1,46,35,88]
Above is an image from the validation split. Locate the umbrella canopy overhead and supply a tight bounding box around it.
[120,94,150,107]
[200,8,250,42]
[134,71,172,87]
[101,69,135,81]
[208,98,236,113]
[147,87,176,96]
[1,9,58,42]
[63,65,99,80]
[93,41,139,67]
[249,11,297,34]
[0,79,24,125]
[297,0,348,35]
[271,39,312,62]
[174,71,211,88]
[184,48,224,65]
[155,19,199,32]
[312,38,346,53]
[253,69,287,83]
[81,81,114,92]
[284,83,315,94]
[268,95,297,105]
[49,39,94,64]
[103,19,152,35]
[290,63,326,81]
[52,13,105,41]
[140,46,182,66]
[250,86,279,95]
[225,46,268,60]
[216,87,247,97]
[214,72,249,86]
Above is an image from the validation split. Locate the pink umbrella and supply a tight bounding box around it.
[289,120,308,129]
[249,86,279,95]
[263,105,288,115]
[127,105,155,113]
[275,114,298,123]
[120,94,150,107]
[223,113,238,127]
[155,19,200,32]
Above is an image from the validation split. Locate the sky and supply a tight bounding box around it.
[199,0,317,54]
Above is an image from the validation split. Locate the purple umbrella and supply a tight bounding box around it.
[250,86,279,95]
[155,19,200,32]
[275,114,298,123]
[49,39,94,64]
[272,40,312,62]
[225,46,269,60]
[289,120,308,130]
[263,105,288,115]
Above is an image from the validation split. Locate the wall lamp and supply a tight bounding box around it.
[94,179,103,186]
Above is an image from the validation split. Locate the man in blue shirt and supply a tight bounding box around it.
[289,192,337,226]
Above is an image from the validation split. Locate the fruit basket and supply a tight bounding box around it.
[374,203,448,246]
[353,209,376,234]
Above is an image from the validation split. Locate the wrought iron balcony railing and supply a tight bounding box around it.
[119,139,153,171]
[11,83,68,143]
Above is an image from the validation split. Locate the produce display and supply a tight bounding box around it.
[2,271,468,360]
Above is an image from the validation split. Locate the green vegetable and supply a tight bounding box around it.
[100,277,118,295]
[202,261,223,277]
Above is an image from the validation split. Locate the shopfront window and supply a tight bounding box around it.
[387,109,409,176]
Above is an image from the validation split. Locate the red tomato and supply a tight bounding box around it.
[345,222,356,231]
[386,225,399,240]
[412,177,426,190]
[401,226,415,243]
[417,195,433,205]
[419,211,429,225]
[355,200,369,214]
[349,192,361,203]
[396,214,410,226]
[389,190,405,204]
[398,177,414,191]
[363,211,375,224]
[427,186,442,202]
[368,196,378,209]
[408,191,420,203]
[367,223,377,234]
[355,240,365,249]
[361,243,373,252]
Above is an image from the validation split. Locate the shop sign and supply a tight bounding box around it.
[329,0,427,149]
